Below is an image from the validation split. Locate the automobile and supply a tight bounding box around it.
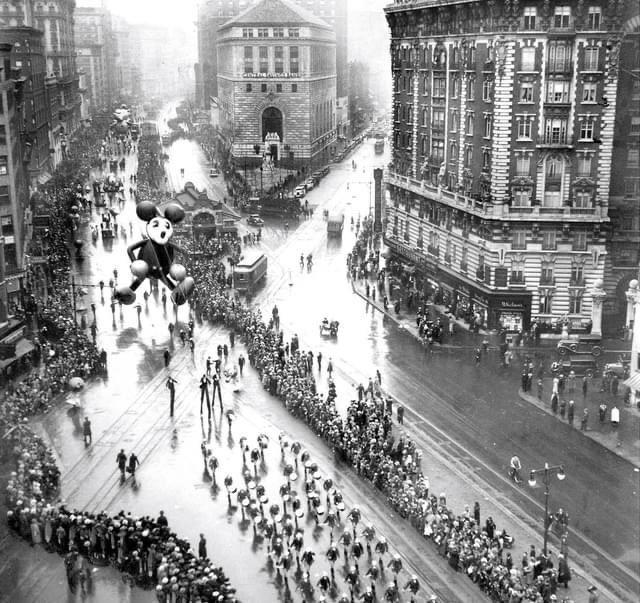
[305,178,315,190]
[247,214,264,227]
[555,356,599,378]
[294,185,306,198]
[209,169,220,178]
[556,335,603,357]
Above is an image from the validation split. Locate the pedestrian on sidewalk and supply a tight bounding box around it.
[206,356,212,376]
[317,351,322,372]
[82,417,92,446]
[473,501,480,525]
[557,553,571,588]
[580,408,589,431]
[537,378,544,401]
[238,353,245,376]
[327,358,333,377]
[567,400,575,425]
[587,585,599,603]
[396,404,404,425]
[163,348,171,367]
[229,331,235,347]
[166,376,177,417]
[551,392,559,414]
[116,449,127,476]
[582,376,589,398]
[376,369,381,385]
[127,452,140,476]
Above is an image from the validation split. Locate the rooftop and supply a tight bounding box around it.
[220,0,330,30]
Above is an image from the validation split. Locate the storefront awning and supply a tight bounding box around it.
[0,338,35,371]
[623,372,640,392]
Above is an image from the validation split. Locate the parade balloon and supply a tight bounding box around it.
[131,260,149,278]
[169,263,186,282]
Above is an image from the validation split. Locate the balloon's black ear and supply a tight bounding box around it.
[163,203,185,224]
[136,201,158,222]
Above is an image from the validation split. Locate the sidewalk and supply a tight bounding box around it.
[351,276,640,468]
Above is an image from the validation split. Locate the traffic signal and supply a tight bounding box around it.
[254,144,261,155]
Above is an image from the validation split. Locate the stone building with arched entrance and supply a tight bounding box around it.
[216,0,337,172]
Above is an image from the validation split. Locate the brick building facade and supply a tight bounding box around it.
[384,0,636,334]
[217,0,336,170]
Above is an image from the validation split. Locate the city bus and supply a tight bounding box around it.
[374,138,385,154]
[234,252,267,294]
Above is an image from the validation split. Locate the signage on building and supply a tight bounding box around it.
[500,300,526,310]
[243,73,298,79]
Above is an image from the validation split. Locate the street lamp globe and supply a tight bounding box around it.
[528,471,537,487]
[557,466,566,481]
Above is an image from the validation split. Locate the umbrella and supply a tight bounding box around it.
[69,377,85,390]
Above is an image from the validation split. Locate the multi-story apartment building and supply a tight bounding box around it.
[217,0,336,169]
[603,24,640,332]
[0,42,30,306]
[196,0,347,109]
[384,0,636,334]
[3,26,50,184]
[74,1,116,113]
[0,0,82,165]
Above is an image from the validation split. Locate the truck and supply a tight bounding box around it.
[327,213,344,237]
[374,139,385,154]
[234,252,267,294]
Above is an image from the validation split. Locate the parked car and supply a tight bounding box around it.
[209,169,220,178]
[305,178,315,190]
[247,214,264,227]
[557,335,603,357]
[294,185,306,198]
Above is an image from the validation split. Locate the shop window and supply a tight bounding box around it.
[569,290,583,314]
[539,289,554,314]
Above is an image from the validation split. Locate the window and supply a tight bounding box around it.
[520,82,534,102]
[246,84,252,92]
[568,290,583,314]
[244,46,253,73]
[587,6,601,30]
[541,260,555,284]
[273,27,284,38]
[539,289,554,314]
[632,117,640,136]
[261,83,267,92]
[579,117,595,140]
[570,263,584,285]
[513,230,527,249]
[573,231,587,251]
[547,80,570,103]
[484,114,492,137]
[545,118,568,144]
[516,154,531,176]
[450,110,458,132]
[511,260,525,284]
[289,46,299,74]
[291,83,297,92]
[574,191,592,208]
[464,146,473,167]
[542,231,557,250]
[523,7,537,29]
[242,28,254,38]
[577,154,593,176]
[432,109,444,132]
[421,136,428,155]
[275,46,284,73]
[548,43,571,72]
[288,28,299,38]
[482,149,491,169]
[259,46,268,73]
[517,116,533,139]
[627,149,639,168]
[584,47,599,70]
[460,246,468,269]
[466,78,475,100]
[276,83,282,93]
[0,125,5,145]
[513,187,532,206]
[521,47,536,71]
[582,82,597,102]
[553,6,571,28]
[482,79,493,102]
[0,156,7,175]
[465,112,474,136]
[431,139,444,162]
[449,142,458,160]
[257,28,269,38]
[432,76,446,98]
[0,185,8,205]
[450,75,460,98]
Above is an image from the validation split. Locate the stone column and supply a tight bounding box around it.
[625,279,639,329]
[590,279,607,337]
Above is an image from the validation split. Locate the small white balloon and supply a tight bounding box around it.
[130,259,149,278]
[170,264,186,282]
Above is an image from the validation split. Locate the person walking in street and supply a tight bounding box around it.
[327,357,333,378]
[163,348,171,368]
[206,356,212,376]
[127,452,140,476]
[396,404,404,425]
[200,374,212,418]
[580,408,589,431]
[229,331,235,347]
[567,400,575,425]
[582,376,589,398]
[212,372,223,411]
[238,353,245,377]
[317,351,322,372]
[166,376,177,417]
[82,417,92,446]
[116,449,127,476]
[198,534,207,560]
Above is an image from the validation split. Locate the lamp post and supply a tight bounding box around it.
[527,462,566,556]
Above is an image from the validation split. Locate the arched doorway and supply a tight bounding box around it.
[262,107,283,143]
